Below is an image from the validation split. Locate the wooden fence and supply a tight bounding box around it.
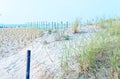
[0,21,73,30]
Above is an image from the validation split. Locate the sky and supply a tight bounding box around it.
[0,0,120,24]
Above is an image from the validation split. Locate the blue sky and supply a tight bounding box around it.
[0,0,120,24]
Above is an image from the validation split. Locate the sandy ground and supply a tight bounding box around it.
[0,26,97,79]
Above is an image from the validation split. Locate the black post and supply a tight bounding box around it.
[26,50,31,79]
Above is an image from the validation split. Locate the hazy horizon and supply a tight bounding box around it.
[0,0,120,24]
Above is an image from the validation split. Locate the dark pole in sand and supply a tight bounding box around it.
[26,50,31,79]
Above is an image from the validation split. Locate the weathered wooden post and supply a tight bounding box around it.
[66,21,68,28]
[61,21,63,29]
[54,22,56,29]
[57,22,59,29]
[43,21,45,30]
[26,50,31,79]
[40,21,42,29]
[45,21,47,30]
[52,21,54,29]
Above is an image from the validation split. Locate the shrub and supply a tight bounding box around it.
[54,33,62,41]
[42,40,48,45]
[48,29,52,34]
[62,35,70,40]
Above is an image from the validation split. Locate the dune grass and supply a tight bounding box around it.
[72,19,80,34]
[0,27,43,50]
[60,18,120,79]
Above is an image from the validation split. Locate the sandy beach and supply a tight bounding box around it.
[0,26,97,79]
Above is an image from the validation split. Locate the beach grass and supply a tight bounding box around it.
[60,18,120,79]
[0,27,43,50]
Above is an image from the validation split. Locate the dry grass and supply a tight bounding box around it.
[0,27,43,51]
[1,27,43,40]
[72,19,80,34]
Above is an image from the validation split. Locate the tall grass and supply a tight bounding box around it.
[60,18,120,79]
